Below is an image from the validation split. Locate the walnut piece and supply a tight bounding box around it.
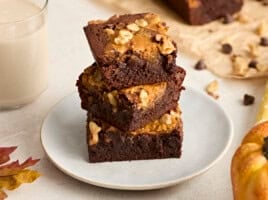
[206,80,219,99]
[139,89,149,108]
[256,21,268,36]
[107,91,118,112]
[257,64,268,72]
[155,34,163,42]
[89,121,102,145]
[135,19,148,27]
[237,13,250,24]
[232,56,249,76]
[160,114,172,125]
[126,23,140,32]
[247,43,259,58]
[146,14,161,25]
[114,29,133,45]
[159,37,176,55]
[107,92,117,107]
[104,28,115,35]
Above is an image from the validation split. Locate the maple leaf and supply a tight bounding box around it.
[0,147,17,165]
[0,147,40,199]
[0,158,40,176]
[0,170,40,190]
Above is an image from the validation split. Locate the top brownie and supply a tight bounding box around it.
[84,13,178,89]
[165,0,243,25]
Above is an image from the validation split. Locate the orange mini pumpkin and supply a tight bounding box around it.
[231,121,268,200]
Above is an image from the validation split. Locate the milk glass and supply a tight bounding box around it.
[0,0,48,109]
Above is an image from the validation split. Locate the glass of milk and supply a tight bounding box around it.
[0,0,48,109]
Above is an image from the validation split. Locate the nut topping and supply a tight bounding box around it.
[114,37,128,45]
[206,80,219,99]
[107,92,117,107]
[232,56,249,76]
[257,64,268,72]
[119,29,133,39]
[139,89,149,108]
[237,13,250,24]
[114,29,133,45]
[248,43,259,58]
[126,23,140,32]
[107,91,118,112]
[159,38,176,55]
[160,114,172,125]
[256,21,268,36]
[104,28,115,35]
[154,34,163,42]
[135,19,148,27]
[89,121,102,145]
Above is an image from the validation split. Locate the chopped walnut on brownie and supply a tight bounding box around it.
[83,13,181,90]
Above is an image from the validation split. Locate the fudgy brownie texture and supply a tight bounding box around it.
[97,57,184,90]
[87,107,183,162]
[77,64,185,131]
[165,0,243,25]
[84,13,179,90]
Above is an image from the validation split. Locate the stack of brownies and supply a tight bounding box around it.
[77,13,186,162]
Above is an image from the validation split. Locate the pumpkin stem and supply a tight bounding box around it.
[263,137,268,159]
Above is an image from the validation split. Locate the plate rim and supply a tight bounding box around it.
[41,86,233,190]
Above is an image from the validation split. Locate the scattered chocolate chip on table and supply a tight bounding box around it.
[243,94,255,105]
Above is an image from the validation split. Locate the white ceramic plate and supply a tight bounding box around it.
[41,87,233,190]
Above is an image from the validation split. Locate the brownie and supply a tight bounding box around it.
[87,107,183,162]
[77,64,184,131]
[165,0,244,25]
[84,13,179,90]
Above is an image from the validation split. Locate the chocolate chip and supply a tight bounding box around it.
[221,43,233,54]
[243,94,255,105]
[263,0,268,6]
[248,60,258,68]
[260,37,268,46]
[222,14,233,24]
[194,60,207,70]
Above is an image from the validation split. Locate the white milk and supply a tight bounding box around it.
[0,0,48,109]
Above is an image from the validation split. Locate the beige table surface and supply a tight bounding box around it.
[0,0,266,199]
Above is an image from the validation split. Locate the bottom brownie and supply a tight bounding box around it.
[87,106,183,163]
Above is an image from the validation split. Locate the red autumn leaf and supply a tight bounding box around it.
[0,147,17,165]
[0,146,40,199]
[0,157,40,176]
